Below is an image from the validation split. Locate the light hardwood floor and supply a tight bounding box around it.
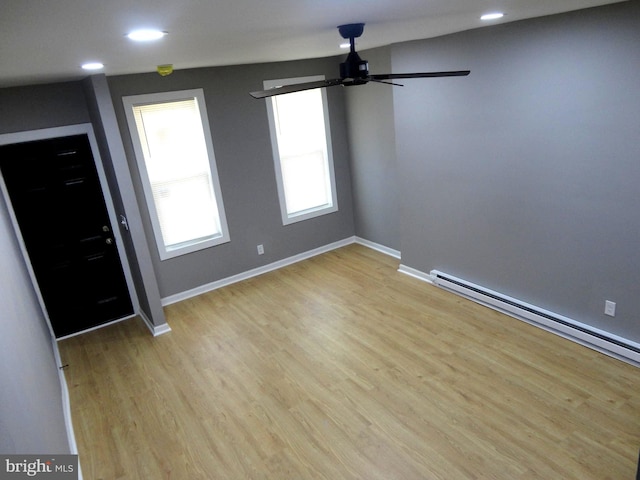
[59,244,640,479]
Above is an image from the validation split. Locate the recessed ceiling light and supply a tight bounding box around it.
[481,12,505,21]
[81,62,104,70]
[126,29,167,42]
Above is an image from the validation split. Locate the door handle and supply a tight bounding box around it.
[120,215,129,231]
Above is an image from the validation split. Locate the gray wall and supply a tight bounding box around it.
[388,1,640,342]
[344,47,401,251]
[0,193,70,454]
[108,57,355,298]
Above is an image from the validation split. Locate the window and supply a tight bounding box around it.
[123,89,229,260]
[264,76,338,225]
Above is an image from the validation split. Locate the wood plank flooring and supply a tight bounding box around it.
[59,244,640,479]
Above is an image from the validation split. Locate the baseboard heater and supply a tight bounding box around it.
[430,270,640,367]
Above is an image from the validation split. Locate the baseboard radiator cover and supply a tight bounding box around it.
[430,270,640,367]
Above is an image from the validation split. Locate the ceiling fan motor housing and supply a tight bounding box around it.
[340,52,369,80]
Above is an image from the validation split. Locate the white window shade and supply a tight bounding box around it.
[264,76,338,225]
[123,90,229,259]
[150,173,221,247]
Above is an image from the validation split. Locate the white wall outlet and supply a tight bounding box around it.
[257,244,264,255]
[604,300,616,317]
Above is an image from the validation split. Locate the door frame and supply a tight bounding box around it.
[0,123,139,339]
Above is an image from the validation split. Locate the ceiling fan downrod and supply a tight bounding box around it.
[338,23,369,82]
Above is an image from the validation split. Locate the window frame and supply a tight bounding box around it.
[264,76,339,225]
[122,88,230,260]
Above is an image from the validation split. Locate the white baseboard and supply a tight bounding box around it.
[355,237,401,259]
[162,236,358,306]
[56,314,137,341]
[55,311,171,339]
[138,310,171,336]
[162,236,404,306]
[51,339,77,454]
[51,336,83,480]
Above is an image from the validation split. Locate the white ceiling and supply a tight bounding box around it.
[0,0,626,88]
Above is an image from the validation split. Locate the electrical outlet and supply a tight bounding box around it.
[604,300,616,317]
[257,244,264,255]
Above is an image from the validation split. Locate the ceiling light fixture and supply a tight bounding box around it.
[81,62,104,70]
[481,12,505,21]
[340,42,350,49]
[126,29,167,41]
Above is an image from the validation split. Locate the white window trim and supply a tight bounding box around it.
[122,89,230,260]
[264,76,339,225]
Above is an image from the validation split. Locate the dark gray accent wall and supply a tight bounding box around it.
[0,82,90,134]
[344,47,400,251]
[0,81,101,455]
[0,193,70,454]
[390,2,640,341]
[108,57,355,298]
[0,77,166,453]
[0,79,166,328]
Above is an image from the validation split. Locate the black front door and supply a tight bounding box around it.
[0,134,134,337]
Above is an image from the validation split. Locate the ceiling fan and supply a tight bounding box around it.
[249,23,470,99]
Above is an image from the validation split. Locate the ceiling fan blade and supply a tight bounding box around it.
[370,70,470,80]
[368,78,404,87]
[250,78,344,99]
